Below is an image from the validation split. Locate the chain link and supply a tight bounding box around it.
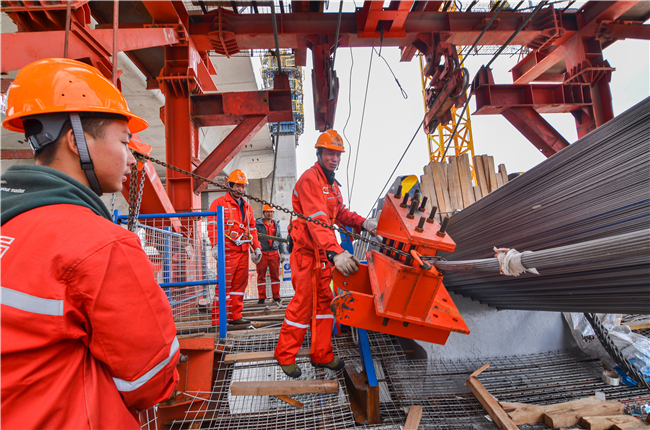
[133,152,443,262]
[127,164,138,231]
[127,164,147,231]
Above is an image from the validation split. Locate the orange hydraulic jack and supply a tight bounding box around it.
[331,188,469,344]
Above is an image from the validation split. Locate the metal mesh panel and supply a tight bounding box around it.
[384,350,649,430]
[123,215,217,334]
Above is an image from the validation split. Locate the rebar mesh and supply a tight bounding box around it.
[384,350,649,430]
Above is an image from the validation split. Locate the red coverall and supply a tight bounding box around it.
[275,162,365,365]
[1,205,179,429]
[257,219,282,300]
[208,193,261,321]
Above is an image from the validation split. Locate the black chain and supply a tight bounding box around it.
[134,152,442,262]
[584,313,650,391]
[127,164,139,231]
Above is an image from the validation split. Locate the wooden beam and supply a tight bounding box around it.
[581,415,649,430]
[465,364,519,430]
[231,380,339,396]
[500,397,603,425]
[544,401,624,428]
[626,319,650,330]
[223,348,309,364]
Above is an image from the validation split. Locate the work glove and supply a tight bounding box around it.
[252,248,262,264]
[333,251,361,276]
[362,218,378,235]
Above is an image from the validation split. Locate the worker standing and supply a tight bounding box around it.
[255,205,286,305]
[0,58,179,429]
[208,170,262,325]
[274,130,378,378]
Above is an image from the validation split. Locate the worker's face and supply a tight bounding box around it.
[230,182,246,200]
[85,119,135,194]
[320,148,342,171]
[264,210,274,220]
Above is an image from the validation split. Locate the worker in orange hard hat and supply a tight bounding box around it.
[255,204,286,306]
[274,129,378,378]
[0,58,179,429]
[208,169,262,325]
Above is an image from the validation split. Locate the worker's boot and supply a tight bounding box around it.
[274,298,283,307]
[230,318,251,325]
[311,357,345,371]
[279,362,302,378]
[257,299,265,305]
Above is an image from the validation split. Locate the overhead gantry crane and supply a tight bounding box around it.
[2,1,648,214]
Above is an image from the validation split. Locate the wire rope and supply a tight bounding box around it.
[343,48,355,205]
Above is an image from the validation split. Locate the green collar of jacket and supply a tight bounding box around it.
[1,165,112,225]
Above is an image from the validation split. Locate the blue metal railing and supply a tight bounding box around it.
[114,209,228,339]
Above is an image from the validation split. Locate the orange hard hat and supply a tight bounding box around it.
[3,58,148,134]
[315,129,345,152]
[263,204,275,212]
[228,169,248,185]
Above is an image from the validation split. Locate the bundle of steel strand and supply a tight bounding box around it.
[437,96,650,313]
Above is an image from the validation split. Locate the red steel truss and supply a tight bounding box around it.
[2,0,648,212]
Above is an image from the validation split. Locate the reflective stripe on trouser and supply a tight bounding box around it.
[214,250,249,322]
[274,251,335,365]
[256,250,281,300]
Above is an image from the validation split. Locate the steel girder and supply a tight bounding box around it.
[191,89,294,193]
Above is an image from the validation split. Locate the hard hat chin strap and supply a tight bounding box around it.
[70,113,103,196]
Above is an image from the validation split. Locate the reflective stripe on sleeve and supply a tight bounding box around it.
[308,211,327,219]
[294,190,299,198]
[113,337,180,392]
[0,287,63,316]
[284,318,309,329]
[315,314,335,320]
[230,292,245,296]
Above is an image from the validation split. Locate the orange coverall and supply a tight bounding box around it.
[275,162,365,365]
[1,205,179,429]
[208,193,261,321]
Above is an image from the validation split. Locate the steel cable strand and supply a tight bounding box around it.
[585,313,650,391]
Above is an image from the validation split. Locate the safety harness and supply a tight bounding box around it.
[224,198,254,247]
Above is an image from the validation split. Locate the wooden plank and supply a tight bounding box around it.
[496,168,504,188]
[466,366,519,430]
[420,163,438,212]
[226,327,282,337]
[458,153,475,206]
[498,163,509,187]
[483,155,499,193]
[544,401,625,428]
[224,348,309,364]
[231,380,339,396]
[446,158,463,211]
[626,319,650,330]
[429,162,450,216]
[274,395,304,408]
[473,186,482,201]
[581,415,649,430]
[404,405,423,430]
[473,155,490,197]
[500,397,604,425]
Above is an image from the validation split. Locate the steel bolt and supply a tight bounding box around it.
[427,206,438,224]
[418,196,428,212]
[436,216,449,237]
[394,185,403,199]
[400,194,409,208]
[415,216,426,233]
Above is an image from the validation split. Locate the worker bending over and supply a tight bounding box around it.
[274,130,377,378]
[0,58,179,429]
[208,170,262,325]
[255,205,286,305]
